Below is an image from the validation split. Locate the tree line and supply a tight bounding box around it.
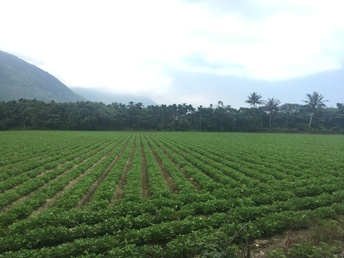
[0,91,343,132]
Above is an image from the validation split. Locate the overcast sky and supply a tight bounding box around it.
[1,0,344,108]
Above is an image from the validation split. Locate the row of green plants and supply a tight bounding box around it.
[0,138,110,195]
[50,138,131,210]
[2,199,344,256]
[141,136,173,197]
[147,134,224,192]
[0,136,85,179]
[86,138,133,209]
[5,188,344,237]
[145,135,199,194]
[1,131,344,257]
[122,136,145,201]
[0,135,131,226]
[2,132,343,213]
[151,133,344,196]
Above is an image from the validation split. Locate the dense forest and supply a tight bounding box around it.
[0,92,343,132]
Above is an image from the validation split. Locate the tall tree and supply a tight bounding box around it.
[265,98,281,129]
[246,92,264,129]
[278,103,304,129]
[246,92,263,108]
[303,91,327,128]
[335,103,344,129]
[198,105,203,131]
[337,103,344,113]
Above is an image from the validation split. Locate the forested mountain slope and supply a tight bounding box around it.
[0,50,85,102]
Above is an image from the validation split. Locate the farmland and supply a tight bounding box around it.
[1,131,344,257]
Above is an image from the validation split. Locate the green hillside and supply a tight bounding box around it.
[0,50,85,102]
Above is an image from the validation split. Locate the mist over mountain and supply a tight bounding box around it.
[1,50,342,109]
[0,50,85,102]
[168,67,344,108]
[72,87,156,106]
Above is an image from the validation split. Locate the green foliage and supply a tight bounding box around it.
[267,249,287,258]
[273,242,342,258]
[1,97,343,131]
[1,132,344,257]
[0,51,342,132]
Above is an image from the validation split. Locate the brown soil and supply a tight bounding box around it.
[251,221,344,257]
[251,230,313,257]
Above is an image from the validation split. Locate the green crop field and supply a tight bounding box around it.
[1,131,344,257]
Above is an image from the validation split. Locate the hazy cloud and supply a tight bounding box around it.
[0,0,343,106]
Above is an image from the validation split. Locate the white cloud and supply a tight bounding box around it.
[174,0,344,80]
[1,0,344,106]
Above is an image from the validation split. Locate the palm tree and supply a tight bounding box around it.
[337,103,344,113]
[246,92,263,108]
[246,92,264,128]
[128,101,135,107]
[303,91,327,128]
[335,103,344,128]
[265,98,281,129]
[198,105,203,131]
[217,100,224,108]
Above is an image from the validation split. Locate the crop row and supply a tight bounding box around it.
[150,133,344,201]
[1,131,344,257]
[0,134,131,226]
[0,138,110,193]
[2,198,344,256]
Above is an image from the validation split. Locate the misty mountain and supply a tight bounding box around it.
[72,87,156,106]
[0,50,85,102]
